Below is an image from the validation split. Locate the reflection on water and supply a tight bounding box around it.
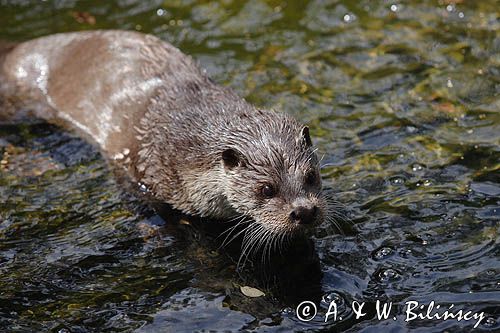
[1,0,499,332]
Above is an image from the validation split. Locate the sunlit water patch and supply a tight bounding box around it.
[1,0,499,332]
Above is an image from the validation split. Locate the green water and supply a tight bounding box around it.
[0,0,499,332]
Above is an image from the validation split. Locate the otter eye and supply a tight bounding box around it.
[261,184,275,198]
[305,171,317,185]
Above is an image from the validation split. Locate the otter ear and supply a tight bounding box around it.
[222,148,246,169]
[300,126,313,147]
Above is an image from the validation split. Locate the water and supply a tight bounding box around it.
[0,0,499,332]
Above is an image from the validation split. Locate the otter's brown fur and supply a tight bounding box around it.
[0,30,327,236]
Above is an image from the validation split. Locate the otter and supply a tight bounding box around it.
[0,30,328,242]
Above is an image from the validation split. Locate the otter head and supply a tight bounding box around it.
[221,124,325,236]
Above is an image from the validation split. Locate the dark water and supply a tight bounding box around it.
[0,0,499,332]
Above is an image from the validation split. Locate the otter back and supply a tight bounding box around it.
[0,30,199,157]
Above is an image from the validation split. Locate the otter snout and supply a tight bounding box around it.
[290,199,319,225]
[290,206,318,225]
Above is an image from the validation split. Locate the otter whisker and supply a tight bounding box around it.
[277,231,285,254]
[308,147,319,159]
[248,224,273,266]
[320,162,337,169]
[325,199,350,213]
[242,229,265,268]
[265,234,274,264]
[254,227,272,264]
[219,222,250,249]
[324,197,352,226]
[260,230,271,265]
[240,224,258,254]
[323,201,353,236]
[273,227,283,257]
[261,228,276,265]
[319,153,326,165]
[279,229,290,254]
[223,214,247,224]
[328,209,352,227]
[270,228,281,261]
[218,215,246,237]
[238,223,265,269]
[266,231,278,264]
[303,148,319,167]
[270,228,279,256]
[329,210,350,225]
[327,216,344,235]
[218,215,251,249]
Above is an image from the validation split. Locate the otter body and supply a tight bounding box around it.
[0,30,326,235]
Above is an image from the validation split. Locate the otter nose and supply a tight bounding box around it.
[290,206,318,225]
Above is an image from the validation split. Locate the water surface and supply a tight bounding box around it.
[0,0,499,332]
